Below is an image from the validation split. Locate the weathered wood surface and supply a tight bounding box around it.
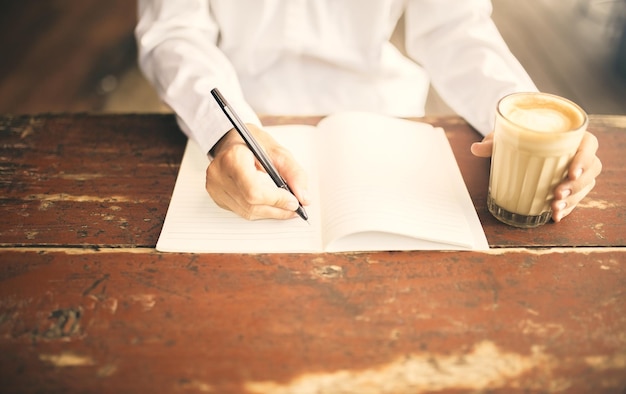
[0,114,186,247]
[0,114,624,248]
[0,114,625,393]
[1,249,625,393]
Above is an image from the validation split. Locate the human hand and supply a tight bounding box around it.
[206,124,310,220]
[550,131,602,222]
[471,131,602,222]
[469,132,494,158]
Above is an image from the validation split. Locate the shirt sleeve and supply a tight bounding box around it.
[404,0,538,136]
[135,0,261,154]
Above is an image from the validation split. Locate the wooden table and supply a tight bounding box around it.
[1,114,625,393]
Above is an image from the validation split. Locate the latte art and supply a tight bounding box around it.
[488,92,587,228]
[497,92,586,135]
[507,107,572,133]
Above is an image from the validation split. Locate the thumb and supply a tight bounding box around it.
[471,132,494,158]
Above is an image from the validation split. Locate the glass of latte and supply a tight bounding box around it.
[488,92,588,228]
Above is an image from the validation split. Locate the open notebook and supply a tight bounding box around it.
[156,112,489,253]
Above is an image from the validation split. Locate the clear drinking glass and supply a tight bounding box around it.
[488,92,587,228]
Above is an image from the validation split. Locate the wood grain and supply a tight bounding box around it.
[1,114,625,393]
[1,114,624,248]
[1,248,625,393]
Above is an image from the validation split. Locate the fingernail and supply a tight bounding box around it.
[301,190,310,204]
[561,189,571,199]
[572,168,583,179]
[556,201,567,210]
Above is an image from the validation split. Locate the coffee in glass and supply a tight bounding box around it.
[488,92,587,228]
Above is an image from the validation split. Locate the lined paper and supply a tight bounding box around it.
[156,112,489,253]
[156,125,323,253]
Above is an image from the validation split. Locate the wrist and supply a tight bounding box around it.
[209,128,240,157]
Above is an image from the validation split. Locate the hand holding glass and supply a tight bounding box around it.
[488,92,587,228]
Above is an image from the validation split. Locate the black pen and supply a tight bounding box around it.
[210,88,308,222]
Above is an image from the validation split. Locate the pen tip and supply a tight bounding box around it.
[296,206,308,222]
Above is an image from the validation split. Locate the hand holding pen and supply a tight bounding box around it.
[207,88,310,221]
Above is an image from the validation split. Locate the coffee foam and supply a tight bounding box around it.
[507,107,572,133]
[499,93,585,134]
[489,92,587,222]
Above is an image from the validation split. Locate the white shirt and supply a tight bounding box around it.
[136,0,537,154]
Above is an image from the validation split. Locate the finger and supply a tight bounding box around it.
[552,158,600,221]
[470,132,494,158]
[218,156,302,219]
[245,125,310,203]
[552,156,601,221]
[206,143,274,216]
[236,192,300,221]
[205,143,252,206]
[209,172,301,220]
[245,206,299,221]
[206,124,309,220]
[241,169,301,208]
[552,180,595,222]
[566,131,599,181]
[553,132,602,201]
[554,154,602,200]
[267,145,310,205]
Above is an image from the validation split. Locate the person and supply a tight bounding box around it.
[135,0,602,221]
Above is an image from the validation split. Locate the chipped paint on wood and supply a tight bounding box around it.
[24,193,144,203]
[39,352,94,367]
[577,199,617,209]
[245,341,556,394]
[0,114,624,392]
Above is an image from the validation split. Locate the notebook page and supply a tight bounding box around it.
[156,125,322,253]
[437,125,490,251]
[315,112,488,251]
